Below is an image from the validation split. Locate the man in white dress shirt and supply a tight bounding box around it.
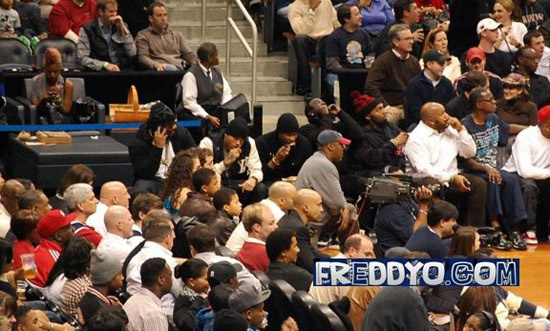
[405,102,487,227]
[524,30,550,82]
[97,205,134,263]
[181,42,249,128]
[86,181,131,237]
[124,210,183,321]
[226,181,296,253]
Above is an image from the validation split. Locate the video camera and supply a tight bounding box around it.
[363,174,442,204]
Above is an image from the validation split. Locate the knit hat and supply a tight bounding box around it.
[276,113,299,133]
[208,261,242,285]
[90,249,123,285]
[351,91,383,119]
[43,48,62,68]
[225,118,249,140]
[538,105,550,123]
[37,210,76,239]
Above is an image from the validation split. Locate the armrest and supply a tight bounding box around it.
[5,97,25,124]
[14,96,37,125]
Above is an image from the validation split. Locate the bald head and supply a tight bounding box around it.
[420,102,444,122]
[293,189,324,223]
[99,181,130,208]
[268,182,297,211]
[104,205,134,238]
[1,179,25,215]
[343,234,374,258]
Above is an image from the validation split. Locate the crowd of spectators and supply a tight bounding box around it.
[3,0,550,330]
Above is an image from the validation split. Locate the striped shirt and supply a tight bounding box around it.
[123,287,169,331]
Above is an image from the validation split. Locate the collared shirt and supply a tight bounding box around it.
[61,275,92,315]
[127,224,144,248]
[182,63,233,119]
[193,252,261,291]
[503,125,550,179]
[0,203,11,238]
[404,121,476,184]
[76,18,135,71]
[97,232,132,264]
[126,241,182,320]
[392,48,410,60]
[123,287,169,331]
[423,71,441,88]
[259,198,285,221]
[86,202,108,237]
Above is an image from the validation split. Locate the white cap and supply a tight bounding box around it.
[477,18,502,34]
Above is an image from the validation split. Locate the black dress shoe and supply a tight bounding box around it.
[510,231,527,250]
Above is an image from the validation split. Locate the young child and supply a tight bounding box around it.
[178,168,220,219]
[211,188,242,245]
[0,0,21,38]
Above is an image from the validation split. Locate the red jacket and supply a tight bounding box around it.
[236,240,269,272]
[12,240,35,270]
[48,0,96,37]
[31,239,62,288]
[72,222,102,248]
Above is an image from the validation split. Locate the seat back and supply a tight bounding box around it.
[215,245,236,259]
[174,82,183,111]
[328,297,354,331]
[23,78,33,99]
[311,303,347,331]
[251,270,270,291]
[0,39,33,71]
[291,291,317,331]
[34,38,79,70]
[265,279,295,331]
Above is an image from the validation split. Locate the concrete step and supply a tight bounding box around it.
[169,5,243,22]
[229,76,292,95]
[219,56,288,77]
[171,20,257,40]
[256,95,305,116]
[186,40,269,57]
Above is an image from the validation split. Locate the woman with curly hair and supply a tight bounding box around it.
[159,149,201,215]
[60,238,94,316]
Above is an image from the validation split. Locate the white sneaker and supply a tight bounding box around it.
[523,230,538,245]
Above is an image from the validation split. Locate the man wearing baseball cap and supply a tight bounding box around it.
[503,105,550,243]
[472,17,511,78]
[405,49,455,128]
[228,283,272,330]
[208,261,241,289]
[296,130,355,242]
[31,210,75,287]
[199,118,266,206]
[455,47,504,100]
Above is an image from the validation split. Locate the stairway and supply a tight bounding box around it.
[165,0,307,133]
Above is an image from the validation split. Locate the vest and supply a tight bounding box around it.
[188,64,224,109]
[82,19,131,68]
[210,131,251,181]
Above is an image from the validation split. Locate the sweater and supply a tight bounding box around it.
[236,240,269,272]
[135,27,197,70]
[495,99,537,128]
[48,0,96,37]
[364,50,421,107]
[405,226,449,258]
[502,125,550,179]
[288,0,339,38]
[295,152,347,225]
[346,0,394,33]
[520,3,548,31]
[404,72,454,128]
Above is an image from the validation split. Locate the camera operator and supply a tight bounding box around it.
[373,167,434,253]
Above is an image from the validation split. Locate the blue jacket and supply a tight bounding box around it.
[405,71,454,128]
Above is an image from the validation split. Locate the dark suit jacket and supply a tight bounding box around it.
[266,261,313,292]
[278,210,329,273]
[128,125,196,180]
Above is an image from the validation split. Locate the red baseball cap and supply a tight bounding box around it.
[37,210,76,238]
[467,47,486,62]
[538,106,550,123]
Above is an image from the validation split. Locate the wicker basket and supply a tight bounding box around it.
[110,85,151,123]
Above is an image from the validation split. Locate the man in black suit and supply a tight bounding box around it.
[128,102,196,195]
[277,188,329,273]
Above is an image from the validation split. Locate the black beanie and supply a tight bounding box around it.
[276,113,299,133]
[225,118,249,140]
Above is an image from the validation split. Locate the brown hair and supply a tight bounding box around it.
[448,226,478,257]
[97,0,117,11]
[421,27,448,58]
[457,287,498,330]
[242,203,266,233]
[56,164,96,196]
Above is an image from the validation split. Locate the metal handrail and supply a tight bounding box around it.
[225,0,258,114]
